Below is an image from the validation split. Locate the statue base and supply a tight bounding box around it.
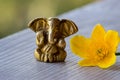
[34,49,66,62]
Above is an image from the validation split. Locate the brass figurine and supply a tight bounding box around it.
[28,17,78,62]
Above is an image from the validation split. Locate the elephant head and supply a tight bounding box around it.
[28,17,78,44]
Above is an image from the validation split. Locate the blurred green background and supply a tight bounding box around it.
[0,0,96,39]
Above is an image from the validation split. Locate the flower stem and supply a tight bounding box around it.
[116,52,120,56]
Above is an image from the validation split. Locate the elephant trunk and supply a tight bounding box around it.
[48,30,55,44]
[48,19,58,44]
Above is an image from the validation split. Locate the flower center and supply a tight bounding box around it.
[96,47,109,60]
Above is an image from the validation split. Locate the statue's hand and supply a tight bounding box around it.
[57,38,66,49]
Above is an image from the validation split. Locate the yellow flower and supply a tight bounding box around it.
[70,24,119,68]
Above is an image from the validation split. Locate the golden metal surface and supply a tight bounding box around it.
[28,17,78,62]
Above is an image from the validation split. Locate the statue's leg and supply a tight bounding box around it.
[34,48,66,62]
[40,44,58,62]
[34,48,54,62]
[56,49,67,62]
[34,48,47,62]
[34,48,43,61]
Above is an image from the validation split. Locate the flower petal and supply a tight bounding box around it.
[78,59,96,66]
[91,24,106,41]
[105,30,119,52]
[70,35,90,58]
[97,53,116,68]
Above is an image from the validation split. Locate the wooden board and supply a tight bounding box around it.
[0,0,120,80]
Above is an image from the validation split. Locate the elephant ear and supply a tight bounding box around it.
[59,19,78,38]
[28,18,47,32]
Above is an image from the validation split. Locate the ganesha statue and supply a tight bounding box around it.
[28,17,78,62]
